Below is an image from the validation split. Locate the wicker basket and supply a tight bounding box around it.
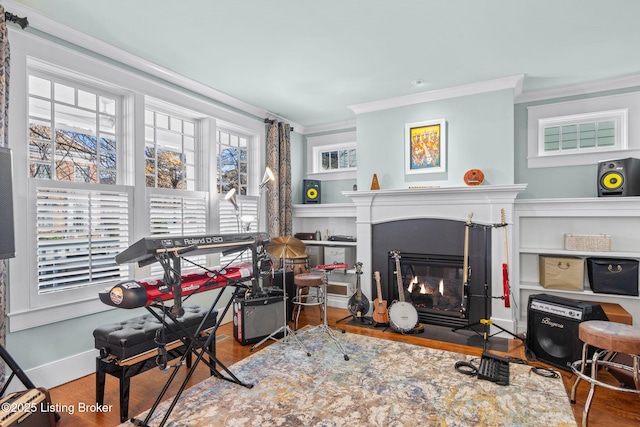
[563,234,611,252]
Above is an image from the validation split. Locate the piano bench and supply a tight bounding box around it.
[93,305,217,423]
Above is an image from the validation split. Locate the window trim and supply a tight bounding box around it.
[527,92,640,169]
[306,131,357,181]
[7,29,266,332]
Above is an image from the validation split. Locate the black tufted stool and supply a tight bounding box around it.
[93,305,217,422]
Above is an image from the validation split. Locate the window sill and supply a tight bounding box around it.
[306,170,356,181]
[527,148,640,169]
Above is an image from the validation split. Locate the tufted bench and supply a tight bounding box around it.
[93,305,218,423]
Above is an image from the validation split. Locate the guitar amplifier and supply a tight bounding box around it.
[233,294,284,345]
[0,388,57,427]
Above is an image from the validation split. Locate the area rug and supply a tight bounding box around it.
[123,328,577,427]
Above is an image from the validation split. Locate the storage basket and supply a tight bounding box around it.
[586,257,639,296]
[539,255,585,291]
[563,234,611,252]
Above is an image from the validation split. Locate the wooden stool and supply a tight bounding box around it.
[570,320,640,427]
[292,273,324,330]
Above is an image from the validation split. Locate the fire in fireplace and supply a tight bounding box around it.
[388,252,466,327]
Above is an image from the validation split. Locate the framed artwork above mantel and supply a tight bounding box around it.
[405,118,446,174]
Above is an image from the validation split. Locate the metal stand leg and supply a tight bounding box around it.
[298,270,350,361]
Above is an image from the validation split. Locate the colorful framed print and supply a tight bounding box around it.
[405,119,446,174]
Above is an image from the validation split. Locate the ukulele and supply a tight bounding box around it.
[347,262,369,319]
[372,271,389,325]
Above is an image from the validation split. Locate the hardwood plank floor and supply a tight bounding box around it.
[48,307,640,426]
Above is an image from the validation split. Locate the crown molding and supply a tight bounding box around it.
[2,0,304,129]
[515,74,640,104]
[348,74,524,115]
[302,119,357,136]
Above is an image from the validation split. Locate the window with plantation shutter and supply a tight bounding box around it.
[149,192,209,276]
[35,186,130,294]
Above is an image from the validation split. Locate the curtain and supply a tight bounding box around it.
[265,121,292,239]
[0,5,10,379]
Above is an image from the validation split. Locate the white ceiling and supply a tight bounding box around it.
[9,0,640,129]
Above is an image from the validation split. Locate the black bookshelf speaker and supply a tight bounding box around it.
[598,157,640,197]
[0,147,16,259]
[526,294,608,370]
[303,179,321,204]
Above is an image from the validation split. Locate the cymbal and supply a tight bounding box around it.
[267,235,306,259]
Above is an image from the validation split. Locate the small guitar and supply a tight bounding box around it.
[347,262,369,319]
[388,250,419,333]
[372,271,389,325]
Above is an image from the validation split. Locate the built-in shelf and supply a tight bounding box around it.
[514,197,640,331]
[302,240,357,247]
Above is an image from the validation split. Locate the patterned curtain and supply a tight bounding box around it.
[0,5,10,379]
[265,121,292,239]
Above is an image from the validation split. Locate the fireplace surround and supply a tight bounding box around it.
[343,184,527,334]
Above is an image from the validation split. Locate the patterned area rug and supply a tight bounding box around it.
[123,328,577,427]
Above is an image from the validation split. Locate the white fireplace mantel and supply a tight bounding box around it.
[342,184,527,334]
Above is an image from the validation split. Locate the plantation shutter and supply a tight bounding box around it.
[149,192,208,275]
[36,186,130,293]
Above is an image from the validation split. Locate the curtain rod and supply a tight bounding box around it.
[4,11,29,29]
[264,118,294,132]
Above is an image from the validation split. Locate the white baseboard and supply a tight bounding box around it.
[3,313,235,393]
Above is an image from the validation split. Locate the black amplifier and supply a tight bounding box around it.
[233,294,284,345]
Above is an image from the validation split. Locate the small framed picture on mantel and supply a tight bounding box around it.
[405,118,446,175]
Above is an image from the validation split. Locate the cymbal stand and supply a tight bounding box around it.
[299,267,350,361]
[251,253,310,356]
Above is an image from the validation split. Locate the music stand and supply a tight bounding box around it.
[250,236,310,356]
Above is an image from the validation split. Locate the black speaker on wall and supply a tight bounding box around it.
[303,179,321,204]
[526,294,608,371]
[597,157,640,197]
[0,147,16,259]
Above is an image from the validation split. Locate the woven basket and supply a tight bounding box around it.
[563,234,611,252]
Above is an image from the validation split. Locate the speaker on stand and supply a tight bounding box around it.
[526,294,608,371]
[303,179,321,204]
[598,157,640,197]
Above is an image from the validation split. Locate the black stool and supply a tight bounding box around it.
[93,305,217,423]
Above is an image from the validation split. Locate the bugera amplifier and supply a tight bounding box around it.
[303,179,321,204]
[0,388,57,427]
[233,294,284,345]
[598,157,640,197]
[526,294,608,370]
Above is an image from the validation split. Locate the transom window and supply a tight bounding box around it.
[320,146,357,171]
[538,110,626,156]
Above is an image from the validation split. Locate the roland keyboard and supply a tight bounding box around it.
[116,232,270,266]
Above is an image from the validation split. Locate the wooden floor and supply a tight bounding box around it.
[48,307,640,427]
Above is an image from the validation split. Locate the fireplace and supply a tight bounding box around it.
[343,185,526,334]
[373,218,489,329]
[388,252,466,327]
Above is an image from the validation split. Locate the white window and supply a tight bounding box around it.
[306,131,357,181]
[25,65,131,309]
[217,128,249,195]
[217,127,258,264]
[527,93,640,168]
[8,30,264,331]
[145,100,209,276]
